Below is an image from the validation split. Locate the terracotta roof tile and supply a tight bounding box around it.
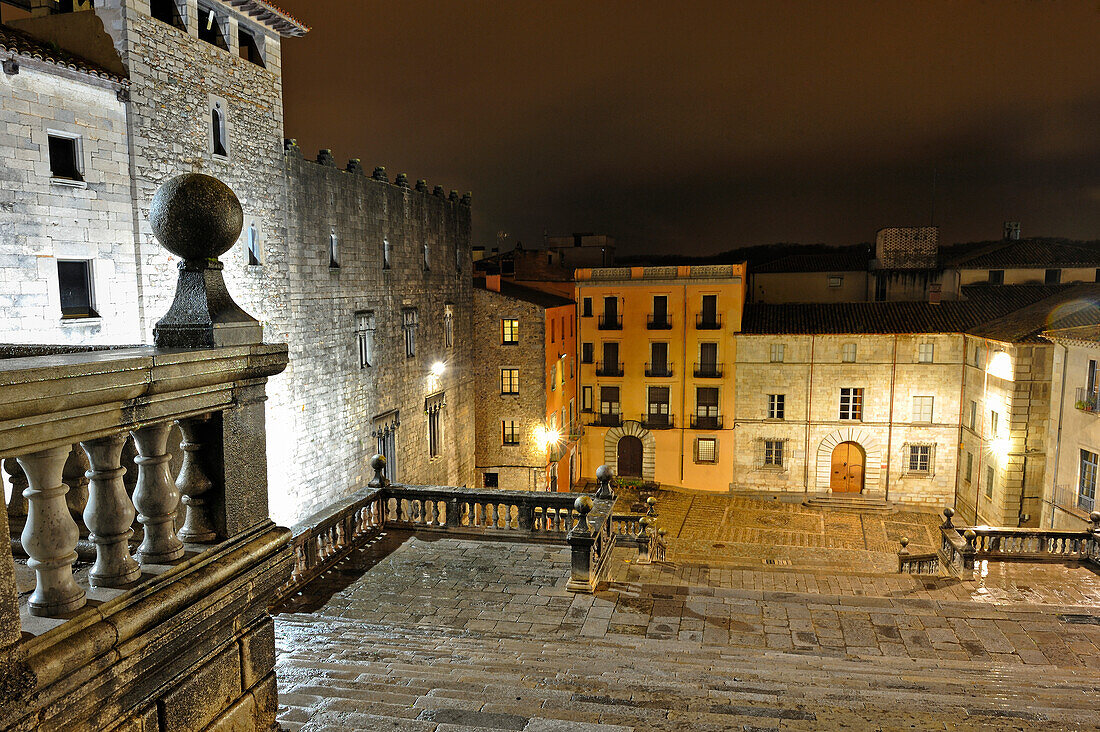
[0,24,128,84]
[946,239,1100,268]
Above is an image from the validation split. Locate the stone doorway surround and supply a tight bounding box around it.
[816,427,882,493]
[604,420,655,480]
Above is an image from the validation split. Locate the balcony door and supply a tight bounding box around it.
[603,296,618,324]
[651,342,668,372]
[602,342,619,369]
[653,295,667,323]
[701,294,717,322]
[699,342,717,370]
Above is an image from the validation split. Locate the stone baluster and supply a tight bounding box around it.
[489,502,499,528]
[3,457,28,519]
[17,446,86,616]
[594,465,615,500]
[130,423,185,563]
[81,434,142,587]
[176,415,217,543]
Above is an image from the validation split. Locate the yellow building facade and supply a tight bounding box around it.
[575,264,746,489]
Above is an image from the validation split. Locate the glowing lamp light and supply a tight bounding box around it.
[430,361,446,376]
[986,350,1013,381]
[989,437,1012,459]
[534,425,563,450]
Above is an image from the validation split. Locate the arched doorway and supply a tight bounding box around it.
[830,441,865,493]
[617,435,643,477]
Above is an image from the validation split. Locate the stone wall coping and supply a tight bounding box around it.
[0,344,288,457]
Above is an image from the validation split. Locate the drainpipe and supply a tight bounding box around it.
[1049,342,1068,528]
[679,284,687,484]
[954,339,966,516]
[884,335,897,501]
[804,335,814,493]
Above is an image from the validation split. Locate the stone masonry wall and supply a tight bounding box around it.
[0,63,138,343]
[473,287,547,490]
[281,152,475,522]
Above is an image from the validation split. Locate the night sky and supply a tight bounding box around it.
[276,1,1100,257]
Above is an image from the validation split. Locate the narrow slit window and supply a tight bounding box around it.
[329,229,339,268]
[211,102,228,157]
[246,221,260,265]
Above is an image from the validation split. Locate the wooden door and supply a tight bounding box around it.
[830,441,865,493]
[617,436,643,477]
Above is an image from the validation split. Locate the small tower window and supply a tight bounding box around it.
[198,4,228,49]
[47,133,83,182]
[383,239,392,270]
[329,229,339,268]
[210,99,228,158]
[423,241,430,271]
[237,26,265,67]
[246,221,260,265]
[150,0,186,30]
[57,260,97,318]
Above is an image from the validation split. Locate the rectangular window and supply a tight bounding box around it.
[648,386,670,422]
[965,451,973,483]
[974,344,985,369]
[582,385,593,411]
[237,25,265,66]
[428,408,442,458]
[484,471,499,488]
[601,341,619,372]
[767,394,785,420]
[1079,450,1098,512]
[581,342,594,363]
[918,342,934,363]
[57,260,97,318]
[839,388,863,421]
[908,444,931,473]
[701,294,717,320]
[501,318,519,345]
[198,3,228,48]
[764,440,783,466]
[403,308,418,357]
[912,396,933,423]
[827,276,843,288]
[600,386,620,415]
[355,310,375,368]
[501,368,519,395]
[874,276,887,301]
[502,420,519,445]
[985,465,995,498]
[969,400,978,430]
[770,343,785,363]
[699,342,718,367]
[696,387,719,421]
[1045,268,1061,284]
[582,297,592,317]
[443,304,454,349]
[988,270,1004,285]
[550,318,556,343]
[696,437,717,463]
[151,0,187,29]
[550,362,557,391]
[990,410,999,437]
[652,295,668,325]
[650,342,668,373]
[568,399,575,430]
[47,133,83,182]
[841,343,857,363]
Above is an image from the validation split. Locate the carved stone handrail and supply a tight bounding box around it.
[383,484,580,539]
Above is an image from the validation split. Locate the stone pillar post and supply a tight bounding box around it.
[17,446,86,616]
[131,422,185,563]
[566,495,595,593]
[81,434,142,587]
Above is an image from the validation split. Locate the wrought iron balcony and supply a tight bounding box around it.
[590,413,623,427]
[596,361,623,377]
[695,313,722,330]
[693,362,723,378]
[691,414,723,430]
[1075,387,1099,415]
[645,361,673,377]
[647,314,672,330]
[641,413,674,429]
[598,314,623,330]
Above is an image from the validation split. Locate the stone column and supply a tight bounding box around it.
[131,422,185,563]
[17,445,86,616]
[177,415,217,543]
[81,434,142,587]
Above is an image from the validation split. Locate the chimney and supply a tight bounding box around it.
[928,282,942,305]
[1003,221,1021,240]
[486,274,501,292]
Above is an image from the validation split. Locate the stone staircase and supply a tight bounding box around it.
[802,492,895,512]
[275,592,1099,731]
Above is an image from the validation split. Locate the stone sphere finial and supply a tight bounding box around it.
[1090,511,1100,526]
[943,507,954,518]
[595,465,612,482]
[899,537,909,548]
[370,453,386,473]
[368,453,389,487]
[150,173,243,262]
[574,494,592,514]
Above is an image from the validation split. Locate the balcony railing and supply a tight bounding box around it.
[645,361,673,377]
[590,412,623,428]
[691,414,723,429]
[598,314,623,330]
[696,313,722,329]
[596,361,623,377]
[641,413,674,429]
[1075,386,1099,415]
[694,362,723,378]
[646,314,672,330]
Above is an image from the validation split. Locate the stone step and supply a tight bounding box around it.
[802,493,895,511]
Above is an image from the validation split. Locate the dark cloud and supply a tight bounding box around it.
[277,0,1100,256]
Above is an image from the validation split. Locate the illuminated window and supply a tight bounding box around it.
[600,386,620,415]
[918,343,934,363]
[696,437,717,463]
[763,440,783,467]
[501,318,519,345]
[985,465,995,498]
[912,396,933,423]
[502,420,518,445]
[839,388,863,421]
[908,444,932,473]
[1079,450,1098,512]
[582,385,593,411]
[841,343,857,363]
[770,343,785,363]
[827,276,842,288]
[501,368,519,395]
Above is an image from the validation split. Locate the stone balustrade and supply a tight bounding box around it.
[0,174,292,732]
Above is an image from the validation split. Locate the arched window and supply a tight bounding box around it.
[211,102,227,157]
[247,222,260,265]
[329,229,339,268]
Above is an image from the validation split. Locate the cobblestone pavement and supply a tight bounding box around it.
[275,532,1100,730]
